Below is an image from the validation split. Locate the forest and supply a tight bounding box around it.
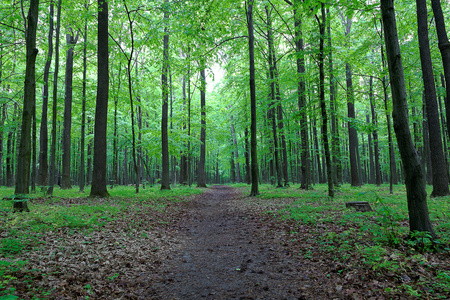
[1,0,450,298]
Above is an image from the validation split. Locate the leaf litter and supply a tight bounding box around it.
[1,186,449,299]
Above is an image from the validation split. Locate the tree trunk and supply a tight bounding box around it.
[244,127,251,184]
[416,0,449,196]
[61,32,78,189]
[370,77,382,186]
[327,7,341,186]
[247,0,259,196]
[90,0,110,198]
[318,5,333,197]
[80,6,88,192]
[197,65,207,188]
[381,0,435,237]
[230,118,240,183]
[161,1,171,190]
[294,1,310,190]
[14,0,39,210]
[48,0,62,196]
[431,0,450,145]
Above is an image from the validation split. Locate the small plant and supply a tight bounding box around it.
[374,196,403,246]
[1,238,24,256]
[406,231,434,252]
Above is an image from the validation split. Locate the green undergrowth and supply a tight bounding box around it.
[239,183,450,297]
[0,184,203,297]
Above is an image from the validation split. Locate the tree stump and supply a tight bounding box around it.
[345,201,372,212]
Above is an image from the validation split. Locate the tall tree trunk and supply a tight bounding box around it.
[370,77,382,186]
[48,0,62,196]
[431,0,450,144]
[416,0,449,196]
[180,72,187,185]
[247,0,259,196]
[6,105,15,187]
[0,104,5,185]
[327,7,341,186]
[294,0,310,190]
[161,0,171,190]
[14,0,39,211]
[90,0,110,198]
[381,44,396,193]
[244,127,251,184]
[423,103,433,184]
[230,117,241,183]
[318,5,333,197]
[381,0,435,237]
[80,6,88,192]
[61,31,78,189]
[197,65,207,187]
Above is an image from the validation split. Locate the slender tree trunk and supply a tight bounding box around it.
[180,73,187,185]
[197,65,207,187]
[48,0,62,196]
[90,0,110,198]
[416,0,449,196]
[247,0,259,196]
[244,127,251,184]
[381,0,435,237]
[161,1,171,190]
[230,118,240,183]
[61,32,78,189]
[318,6,333,197]
[0,104,5,185]
[327,7,340,186]
[294,1,310,190]
[431,0,450,145]
[14,0,39,211]
[80,8,88,192]
[370,77,382,186]
[37,3,53,189]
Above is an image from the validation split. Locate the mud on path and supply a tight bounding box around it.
[147,186,317,299]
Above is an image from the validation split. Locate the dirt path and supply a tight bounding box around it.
[146,185,316,299]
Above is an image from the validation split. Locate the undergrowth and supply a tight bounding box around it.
[0,184,203,298]
[237,183,450,298]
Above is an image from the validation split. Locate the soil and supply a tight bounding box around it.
[145,186,337,300]
[8,185,445,299]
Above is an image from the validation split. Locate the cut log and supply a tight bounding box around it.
[345,201,372,212]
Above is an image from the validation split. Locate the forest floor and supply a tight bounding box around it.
[1,185,450,299]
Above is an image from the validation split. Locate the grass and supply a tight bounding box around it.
[236,182,450,298]
[0,184,204,298]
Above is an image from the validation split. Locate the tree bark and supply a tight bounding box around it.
[247,0,259,196]
[327,7,341,186]
[431,0,450,145]
[80,4,88,192]
[48,0,62,196]
[381,0,435,237]
[294,0,310,190]
[61,31,78,189]
[370,77,382,186]
[318,5,333,197]
[90,0,110,198]
[14,0,39,210]
[197,65,207,188]
[416,0,449,196]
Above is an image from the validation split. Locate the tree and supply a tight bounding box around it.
[416,0,449,197]
[197,64,207,188]
[247,0,259,196]
[48,0,62,196]
[61,30,79,189]
[317,3,333,197]
[431,0,450,143]
[14,0,39,211]
[380,0,435,237]
[37,1,54,189]
[90,0,110,198]
[161,0,171,190]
